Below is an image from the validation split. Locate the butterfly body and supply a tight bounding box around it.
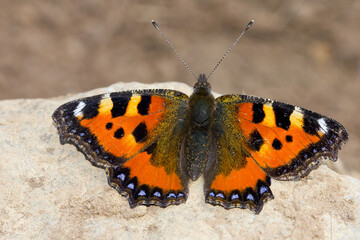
[185,74,215,180]
[53,74,348,214]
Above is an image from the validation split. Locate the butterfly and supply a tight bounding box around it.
[52,21,348,214]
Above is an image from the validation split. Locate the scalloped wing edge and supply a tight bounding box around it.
[205,177,274,214]
[107,167,188,208]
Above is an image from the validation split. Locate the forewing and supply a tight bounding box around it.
[52,89,190,207]
[225,94,348,179]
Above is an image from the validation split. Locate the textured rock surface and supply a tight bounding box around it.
[1,82,359,239]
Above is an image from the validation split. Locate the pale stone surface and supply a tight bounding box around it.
[0,82,359,239]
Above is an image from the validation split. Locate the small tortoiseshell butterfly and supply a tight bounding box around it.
[52,21,348,213]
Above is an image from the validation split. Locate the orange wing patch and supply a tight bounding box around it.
[237,103,321,168]
[234,99,347,180]
[79,95,166,159]
[123,151,183,191]
[210,157,266,192]
[206,156,273,213]
[107,147,186,207]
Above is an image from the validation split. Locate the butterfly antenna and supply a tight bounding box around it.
[152,20,197,81]
[208,20,254,80]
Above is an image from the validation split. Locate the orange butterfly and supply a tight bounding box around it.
[52,21,348,213]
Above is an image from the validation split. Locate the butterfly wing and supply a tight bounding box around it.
[205,94,348,213]
[52,89,190,207]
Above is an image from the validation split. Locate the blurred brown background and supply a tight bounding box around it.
[0,1,359,173]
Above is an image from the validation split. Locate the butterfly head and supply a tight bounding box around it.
[193,74,211,94]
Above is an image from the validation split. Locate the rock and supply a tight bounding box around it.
[1,82,359,239]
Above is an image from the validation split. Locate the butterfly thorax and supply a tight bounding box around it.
[185,74,215,181]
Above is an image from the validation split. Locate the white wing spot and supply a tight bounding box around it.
[102,93,110,99]
[318,118,328,134]
[294,106,303,114]
[73,101,86,117]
